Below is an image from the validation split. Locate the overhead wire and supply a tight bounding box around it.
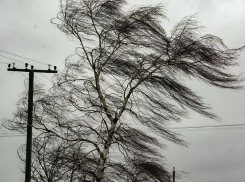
[0,54,26,64]
[0,58,27,78]
[0,134,26,137]
[1,123,245,137]
[0,49,62,74]
[41,73,52,83]
[1,51,57,138]
[1,51,245,133]
[19,72,27,79]
[0,61,9,65]
[0,49,54,66]
[169,123,245,130]
[0,50,57,82]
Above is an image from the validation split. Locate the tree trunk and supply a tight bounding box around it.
[95,122,116,181]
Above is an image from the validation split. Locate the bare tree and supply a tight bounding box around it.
[4,0,244,181]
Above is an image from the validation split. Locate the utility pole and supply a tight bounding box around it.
[173,167,175,182]
[7,63,57,182]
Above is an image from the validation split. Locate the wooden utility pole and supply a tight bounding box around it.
[173,167,175,182]
[7,63,57,182]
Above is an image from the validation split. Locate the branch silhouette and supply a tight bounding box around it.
[3,0,244,181]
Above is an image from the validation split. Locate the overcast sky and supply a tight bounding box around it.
[0,0,245,182]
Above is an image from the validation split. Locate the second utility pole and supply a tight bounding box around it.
[173,167,175,182]
[8,63,57,182]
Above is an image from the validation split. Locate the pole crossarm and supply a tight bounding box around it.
[7,68,57,73]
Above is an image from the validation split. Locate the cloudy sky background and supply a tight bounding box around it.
[0,0,245,181]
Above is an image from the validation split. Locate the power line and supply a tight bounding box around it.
[41,73,52,83]
[169,123,245,130]
[1,123,245,138]
[1,60,27,78]
[1,53,57,81]
[0,134,26,137]
[0,54,26,64]
[0,49,53,66]
[0,131,26,137]
[0,61,9,65]
[19,72,28,79]
[0,132,22,134]
[0,49,62,73]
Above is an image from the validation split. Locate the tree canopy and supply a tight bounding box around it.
[4,0,243,181]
